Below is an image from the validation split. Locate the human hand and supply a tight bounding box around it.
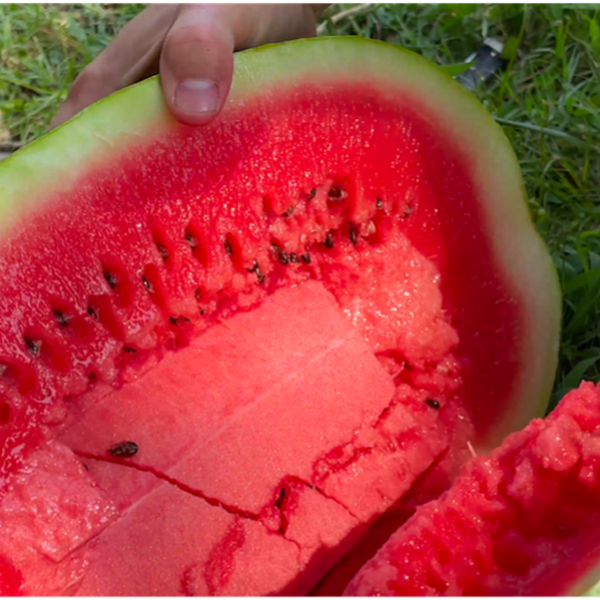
[52,4,323,128]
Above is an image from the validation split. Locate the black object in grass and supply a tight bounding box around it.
[456,38,508,90]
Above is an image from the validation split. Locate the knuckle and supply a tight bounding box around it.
[68,61,110,102]
[164,22,211,54]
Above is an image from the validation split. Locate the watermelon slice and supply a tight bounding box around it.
[0,37,560,595]
[345,381,600,596]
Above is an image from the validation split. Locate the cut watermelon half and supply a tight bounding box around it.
[0,37,560,595]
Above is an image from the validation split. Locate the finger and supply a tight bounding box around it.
[160,4,319,126]
[246,4,319,46]
[159,5,243,125]
[52,4,178,128]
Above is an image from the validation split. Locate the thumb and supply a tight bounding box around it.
[160,5,248,125]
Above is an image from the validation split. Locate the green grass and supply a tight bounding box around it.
[1,3,600,408]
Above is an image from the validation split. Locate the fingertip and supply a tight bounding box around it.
[159,6,236,126]
[170,78,222,125]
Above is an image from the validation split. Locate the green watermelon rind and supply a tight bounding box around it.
[576,562,600,596]
[0,36,561,447]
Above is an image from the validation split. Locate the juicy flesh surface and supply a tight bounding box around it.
[345,381,600,596]
[0,84,524,594]
[55,281,446,595]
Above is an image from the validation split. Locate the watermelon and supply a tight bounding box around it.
[0,37,560,595]
[345,380,600,596]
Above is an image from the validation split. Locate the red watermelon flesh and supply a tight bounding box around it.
[61,280,446,595]
[0,39,560,595]
[5,281,448,595]
[345,381,600,596]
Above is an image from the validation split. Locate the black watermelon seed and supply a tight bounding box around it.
[349,226,358,246]
[108,441,139,458]
[275,488,287,509]
[156,244,169,261]
[376,197,384,210]
[194,288,201,301]
[289,253,299,263]
[425,398,441,410]
[246,260,265,283]
[142,277,152,291]
[53,309,69,327]
[185,233,198,250]
[300,253,311,264]
[103,271,117,289]
[24,337,40,356]
[271,244,289,265]
[324,231,335,249]
[283,206,294,218]
[224,240,233,256]
[169,317,178,325]
[255,266,265,284]
[123,347,137,353]
[306,188,317,201]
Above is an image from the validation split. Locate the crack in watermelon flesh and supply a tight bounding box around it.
[0,83,535,594]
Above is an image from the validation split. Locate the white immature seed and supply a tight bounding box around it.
[363,221,377,238]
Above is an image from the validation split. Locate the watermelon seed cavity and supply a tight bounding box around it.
[376,197,384,210]
[103,271,117,289]
[324,231,335,249]
[349,226,358,246]
[185,232,197,250]
[52,309,69,327]
[328,184,347,202]
[156,244,168,262]
[23,337,40,356]
[185,226,208,266]
[425,398,441,409]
